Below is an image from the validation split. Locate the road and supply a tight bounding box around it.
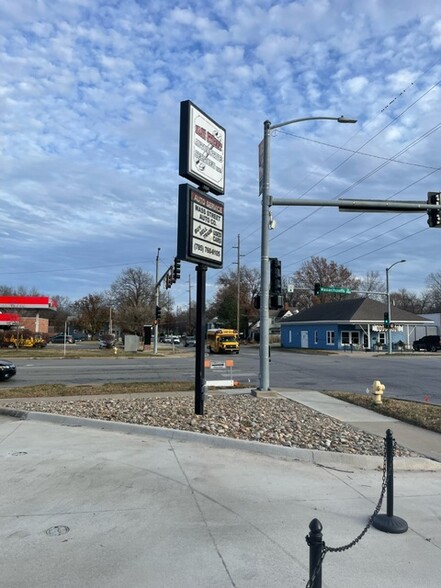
[2,346,440,405]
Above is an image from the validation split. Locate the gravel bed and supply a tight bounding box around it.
[4,393,418,457]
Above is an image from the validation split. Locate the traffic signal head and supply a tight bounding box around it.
[383,311,390,327]
[270,294,283,310]
[155,306,162,320]
[270,258,282,295]
[314,283,321,296]
[427,192,441,227]
[173,257,181,282]
[253,295,260,309]
[165,269,172,289]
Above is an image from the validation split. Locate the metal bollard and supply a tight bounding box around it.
[307,518,324,588]
[372,429,408,533]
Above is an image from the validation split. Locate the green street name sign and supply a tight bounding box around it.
[320,286,352,294]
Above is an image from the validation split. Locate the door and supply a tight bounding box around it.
[301,331,309,348]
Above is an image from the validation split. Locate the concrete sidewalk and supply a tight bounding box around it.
[278,389,441,463]
[1,389,441,588]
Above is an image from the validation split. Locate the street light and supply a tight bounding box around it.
[259,115,357,391]
[386,259,406,354]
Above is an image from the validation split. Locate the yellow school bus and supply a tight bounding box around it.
[207,329,239,354]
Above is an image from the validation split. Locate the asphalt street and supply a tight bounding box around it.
[2,347,441,405]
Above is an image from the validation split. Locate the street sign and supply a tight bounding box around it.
[319,286,352,294]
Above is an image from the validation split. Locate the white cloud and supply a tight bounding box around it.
[1,0,441,305]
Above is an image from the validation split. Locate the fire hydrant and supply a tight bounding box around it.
[370,380,385,405]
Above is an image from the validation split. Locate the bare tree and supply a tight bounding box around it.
[358,270,386,300]
[74,294,108,336]
[110,267,155,334]
[291,256,360,310]
[207,266,260,330]
[426,271,441,311]
[391,288,432,315]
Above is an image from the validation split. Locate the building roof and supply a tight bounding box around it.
[280,297,432,325]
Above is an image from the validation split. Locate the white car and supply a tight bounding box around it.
[163,336,180,345]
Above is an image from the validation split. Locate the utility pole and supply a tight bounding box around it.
[154,248,160,354]
[233,234,243,336]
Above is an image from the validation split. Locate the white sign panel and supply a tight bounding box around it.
[179,101,226,196]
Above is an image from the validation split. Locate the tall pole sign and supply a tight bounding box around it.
[178,100,226,415]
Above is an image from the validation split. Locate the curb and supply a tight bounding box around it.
[1,407,439,472]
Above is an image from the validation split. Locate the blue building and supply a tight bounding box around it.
[280,298,433,351]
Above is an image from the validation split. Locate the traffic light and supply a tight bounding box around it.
[314,283,321,296]
[384,312,390,328]
[270,258,282,295]
[165,269,172,289]
[427,192,441,227]
[155,306,162,320]
[253,295,260,309]
[270,294,283,310]
[173,257,181,283]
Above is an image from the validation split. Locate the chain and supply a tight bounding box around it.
[305,435,395,587]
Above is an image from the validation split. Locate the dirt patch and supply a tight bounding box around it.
[0,381,194,400]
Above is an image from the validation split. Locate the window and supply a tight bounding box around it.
[341,331,360,345]
[314,330,318,344]
[326,331,335,345]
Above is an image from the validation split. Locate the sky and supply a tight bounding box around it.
[2,0,441,311]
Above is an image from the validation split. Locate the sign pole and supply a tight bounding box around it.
[195,263,207,415]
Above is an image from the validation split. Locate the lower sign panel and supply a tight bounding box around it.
[177,183,224,268]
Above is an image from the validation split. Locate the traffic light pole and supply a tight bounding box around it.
[259,115,357,392]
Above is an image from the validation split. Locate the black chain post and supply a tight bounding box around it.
[306,518,324,588]
[372,429,408,533]
[304,431,407,587]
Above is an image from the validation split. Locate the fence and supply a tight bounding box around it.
[306,429,408,588]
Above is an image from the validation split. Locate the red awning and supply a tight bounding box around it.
[0,296,57,310]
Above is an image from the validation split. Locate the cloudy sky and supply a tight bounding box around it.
[1,0,441,310]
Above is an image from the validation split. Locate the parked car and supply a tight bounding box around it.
[0,359,16,381]
[184,337,196,347]
[50,334,75,344]
[412,335,441,352]
[99,337,116,349]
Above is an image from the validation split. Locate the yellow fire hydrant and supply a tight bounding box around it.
[370,380,385,405]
